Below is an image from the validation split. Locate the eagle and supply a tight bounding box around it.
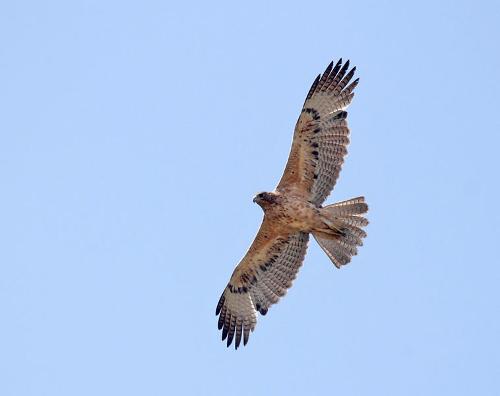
[216,59,368,349]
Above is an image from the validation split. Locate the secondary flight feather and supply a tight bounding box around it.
[216,59,368,349]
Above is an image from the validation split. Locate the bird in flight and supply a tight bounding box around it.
[216,59,368,349]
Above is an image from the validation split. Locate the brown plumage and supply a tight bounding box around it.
[216,59,369,349]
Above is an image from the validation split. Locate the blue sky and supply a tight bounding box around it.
[1,1,499,395]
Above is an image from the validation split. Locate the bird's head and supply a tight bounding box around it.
[253,191,280,210]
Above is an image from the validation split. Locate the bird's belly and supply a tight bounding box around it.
[268,200,321,233]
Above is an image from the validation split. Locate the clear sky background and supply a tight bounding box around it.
[1,1,499,395]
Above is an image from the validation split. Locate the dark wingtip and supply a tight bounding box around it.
[324,60,334,74]
[215,293,225,315]
[235,329,242,350]
[345,77,360,94]
[306,74,321,100]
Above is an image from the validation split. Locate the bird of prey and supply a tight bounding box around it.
[216,59,368,349]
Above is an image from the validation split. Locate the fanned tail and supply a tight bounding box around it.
[312,196,368,268]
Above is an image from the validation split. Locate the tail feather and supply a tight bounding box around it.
[313,196,368,268]
[321,196,368,216]
[339,231,364,247]
[339,215,369,228]
[314,232,355,266]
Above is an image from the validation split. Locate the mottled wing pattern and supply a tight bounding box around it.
[276,59,358,205]
[216,221,309,349]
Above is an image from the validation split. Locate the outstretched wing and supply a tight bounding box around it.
[276,59,358,205]
[216,219,309,349]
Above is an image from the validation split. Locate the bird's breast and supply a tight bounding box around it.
[265,197,320,233]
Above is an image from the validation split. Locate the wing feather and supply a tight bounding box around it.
[216,219,309,348]
[320,59,343,92]
[276,59,358,205]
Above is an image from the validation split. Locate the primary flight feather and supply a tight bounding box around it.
[216,59,368,349]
